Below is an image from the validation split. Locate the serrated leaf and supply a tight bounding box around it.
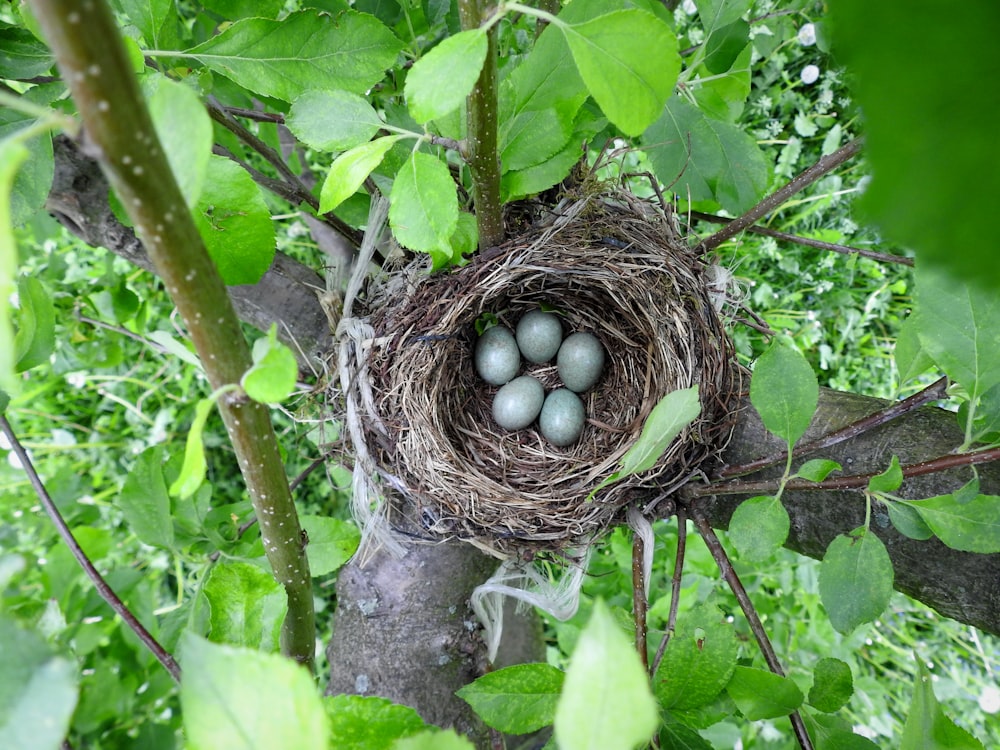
[0,617,78,750]
[725,666,803,720]
[894,313,935,386]
[169,396,215,499]
[0,139,28,393]
[563,9,680,136]
[868,455,902,494]
[200,0,285,22]
[819,527,894,634]
[643,95,768,214]
[903,493,1000,553]
[324,695,427,750]
[0,23,54,79]
[658,721,713,750]
[242,324,298,404]
[694,0,752,30]
[702,19,749,74]
[913,264,1000,400]
[203,561,285,651]
[319,135,402,213]
[500,107,574,172]
[796,458,842,483]
[900,658,986,750]
[653,603,738,711]
[145,74,212,207]
[117,0,179,48]
[887,502,934,541]
[388,150,458,258]
[808,658,854,713]
[13,275,54,373]
[119,445,175,549]
[749,338,818,446]
[554,600,659,750]
[193,156,275,286]
[183,11,403,102]
[180,634,329,750]
[727,495,790,562]
[406,29,487,123]
[299,515,360,577]
[456,663,563,734]
[287,89,383,152]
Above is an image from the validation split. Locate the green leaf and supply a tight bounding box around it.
[445,212,478,269]
[456,663,564,734]
[653,603,738,711]
[169,396,216,499]
[203,561,286,651]
[14,276,54,373]
[913,264,1000,400]
[808,658,854,713]
[894,313,934,386]
[116,0,179,48]
[319,135,403,213]
[554,600,659,750]
[887,502,934,541]
[393,729,476,750]
[287,89,384,152]
[695,0,752,30]
[180,633,329,750]
[119,446,175,549]
[406,29,488,124]
[658,721,713,750]
[500,107,574,173]
[805,713,881,750]
[193,156,276,286]
[300,515,360,577]
[145,74,213,207]
[725,666,803,720]
[903,493,1000,553]
[900,658,986,750]
[829,1,1000,288]
[324,695,427,750]
[643,95,768,214]
[795,458,842,483]
[0,23,53,79]
[199,0,285,21]
[818,527,894,634]
[749,338,818,446]
[563,9,680,136]
[702,19,749,75]
[727,495,790,561]
[590,386,700,498]
[867,455,902,494]
[388,150,458,259]
[184,10,403,102]
[0,616,78,750]
[692,45,752,122]
[242,324,298,404]
[0,138,28,393]
[0,88,56,227]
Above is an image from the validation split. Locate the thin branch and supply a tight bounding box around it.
[632,531,649,672]
[692,445,1000,498]
[650,507,687,677]
[698,138,864,254]
[0,415,182,682]
[223,106,285,124]
[688,210,913,266]
[720,377,950,479]
[691,512,814,750]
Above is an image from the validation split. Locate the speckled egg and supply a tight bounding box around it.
[492,375,545,430]
[475,325,520,385]
[515,310,563,364]
[539,388,585,446]
[556,332,605,392]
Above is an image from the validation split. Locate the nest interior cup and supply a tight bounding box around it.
[364,192,741,559]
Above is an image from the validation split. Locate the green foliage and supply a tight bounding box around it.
[750,338,819,447]
[727,495,790,561]
[203,561,286,651]
[144,74,212,207]
[808,657,854,713]
[900,659,986,750]
[286,90,383,152]
[388,151,460,267]
[323,695,428,750]
[900,493,1000,554]
[242,324,298,404]
[726,666,804,720]
[456,663,564,734]
[13,274,54,373]
[405,29,488,124]
[818,526,893,634]
[118,445,174,549]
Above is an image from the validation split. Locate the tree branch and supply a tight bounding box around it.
[31,0,315,667]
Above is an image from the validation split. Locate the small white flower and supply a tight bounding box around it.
[682,0,697,14]
[798,23,817,46]
[980,685,1000,713]
[801,64,821,84]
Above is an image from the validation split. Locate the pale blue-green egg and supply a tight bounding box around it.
[492,375,545,430]
[539,388,585,446]
[475,325,520,385]
[556,332,605,392]
[515,310,563,363]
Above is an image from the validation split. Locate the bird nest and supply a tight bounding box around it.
[358,191,742,559]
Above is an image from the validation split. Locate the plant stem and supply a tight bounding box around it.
[632,531,649,672]
[30,0,316,668]
[650,507,686,677]
[459,0,504,249]
[0,415,182,682]
[698,138,864,254]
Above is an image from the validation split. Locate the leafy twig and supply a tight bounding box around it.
[698,138,864,254]
[632,531,649,672]
[31,0,316,668]
[691,512,814,750]
[0,415,182,682]
[688,210,913,266]
[720,377,950,479]
[650,507,687,677]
